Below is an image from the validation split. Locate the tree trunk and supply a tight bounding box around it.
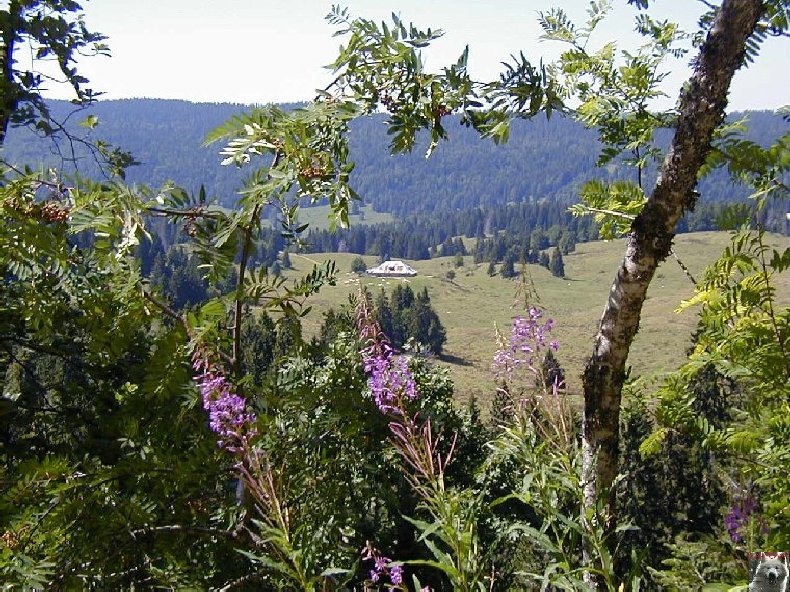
[0,1,21,147]
[581,0,763,583]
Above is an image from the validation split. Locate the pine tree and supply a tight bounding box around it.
[390,285,414,347]
[374,289,395,343]
[318,306,355,349]
[274,314,302,359]
[351,256,367,273]
[454,253,465,268]
[242,312,277,385]
[500,255,516,278]
[559,232,576,255]
[405,289,446,355]
[455,236,468,256]
[474,237,486,264]
[392,284,415,311]
[529,228,546,252]
[549,248,565,278]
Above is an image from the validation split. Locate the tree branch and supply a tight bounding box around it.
[670,249,698,286]
[129,524,239,540]
[141,288,234,367]
[0,0,20,146]
[755,227,790,381]
[231,151,281,379]
[580,206,637,220]
[147,206,225,220]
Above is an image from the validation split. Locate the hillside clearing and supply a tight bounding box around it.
[279,231,790,407]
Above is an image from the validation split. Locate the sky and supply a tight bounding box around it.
[31,0,790,111]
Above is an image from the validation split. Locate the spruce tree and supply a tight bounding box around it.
[392,284,415,311]
[242,312,277,385]
[549,248,565,278]
[454,253,465,268]
[405,288,446,355]
[500,255,516,278]
[351,256,367,274]
[559,232,576,255]
[374,289,395,343]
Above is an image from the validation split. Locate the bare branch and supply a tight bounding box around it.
[130,525,239,540]
[231,151,282,380]
[670,249,698,286]
[580,206,637,220]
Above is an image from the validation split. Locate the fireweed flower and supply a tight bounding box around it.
[362,541,402,587]
[356,293,418,415]
[390,564,403,585]
[492,307,559,383]
[725,489,759,543]
[192,353,257,451]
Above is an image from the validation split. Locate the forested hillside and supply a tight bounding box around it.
[4,99,787,216]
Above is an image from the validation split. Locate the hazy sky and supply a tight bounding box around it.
[37,1,790,111]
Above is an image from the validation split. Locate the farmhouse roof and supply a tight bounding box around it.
[366,260,417,277]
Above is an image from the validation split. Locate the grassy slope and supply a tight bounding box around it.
[282,231,790,407]
[295,204,393,229]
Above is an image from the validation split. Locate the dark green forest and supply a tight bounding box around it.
[4,99,788,216]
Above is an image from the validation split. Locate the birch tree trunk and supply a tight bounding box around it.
[581,0,764,582]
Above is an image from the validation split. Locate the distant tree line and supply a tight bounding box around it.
[303,197,788,267]
[4,100,787,220]
[137,191,789,311]
[303,200,596,262]
[139,230,289,311]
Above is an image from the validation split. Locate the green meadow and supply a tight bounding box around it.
[294,204,393,229]
[281,231,790,406]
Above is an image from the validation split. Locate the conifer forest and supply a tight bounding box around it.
[1,1,789,589]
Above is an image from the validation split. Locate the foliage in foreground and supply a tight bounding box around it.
[2,1,790,590]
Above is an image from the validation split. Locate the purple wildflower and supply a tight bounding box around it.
[356,291,418,415]
[390,564,403,585]
[724,510,744,543]
[492,307,558,382]
[374,556,388,571]
[725,490,759,543]
[364,354,418,413]
[193,353,257,451]
[362,541,402,587]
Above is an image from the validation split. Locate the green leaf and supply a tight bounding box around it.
[79,114,99,128]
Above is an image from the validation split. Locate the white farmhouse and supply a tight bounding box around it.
[365,260,417,277]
